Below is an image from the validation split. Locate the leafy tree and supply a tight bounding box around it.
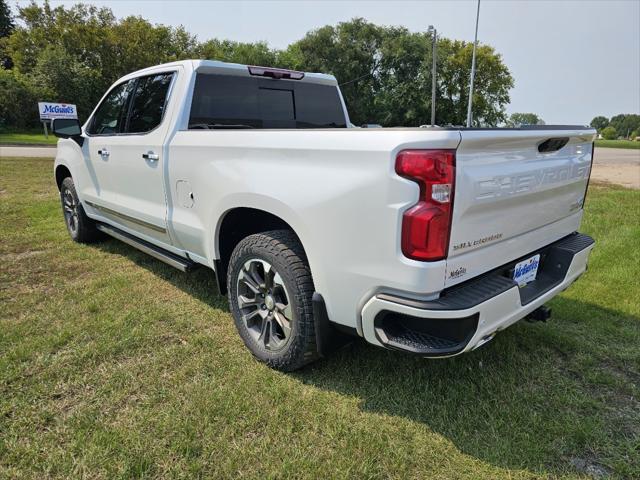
[590,116,609,132]
[608,114,640,139]
[0,68,42,129]
[506,112,542,127]
[5,1,200,123]
[0,0,13,37]
[283,19,513,127]
[0,0,14,68]
[281,19,385,126]
[601,126,617,140]
[29,46,104,121]
[197,39,277,66]
[374,26,434,127]
[435,39,513,126]
[2,6,515,130]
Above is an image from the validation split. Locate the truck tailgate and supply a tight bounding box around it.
[445,128,596,287]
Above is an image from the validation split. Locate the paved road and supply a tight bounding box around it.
[593,147,640,165]
[0,145,56,158]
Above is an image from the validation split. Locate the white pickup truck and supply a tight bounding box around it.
[52,59,596,371]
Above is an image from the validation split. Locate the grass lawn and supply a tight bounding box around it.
[0,131,58,146]
[594,139,640,150]
[1,157,639,479]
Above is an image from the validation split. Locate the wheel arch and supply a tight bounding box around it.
[55,164,72,190]
[214,207,309,295]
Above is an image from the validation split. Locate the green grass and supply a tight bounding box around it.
[594,139,640,149]
[1,157,639,479]
[0,131,58,146]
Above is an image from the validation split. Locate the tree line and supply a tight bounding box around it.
[590,114,640,140]
[0,1,517,130]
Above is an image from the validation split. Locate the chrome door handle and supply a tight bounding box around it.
[142,151,159,161]
[98,149,110,157]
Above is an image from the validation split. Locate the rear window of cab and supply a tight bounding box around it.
[188,74,347,129]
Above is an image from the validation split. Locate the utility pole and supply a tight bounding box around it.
[428,25,437,126]
[466,0,481,128]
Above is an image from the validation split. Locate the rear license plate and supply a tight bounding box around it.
[513,254,541,286]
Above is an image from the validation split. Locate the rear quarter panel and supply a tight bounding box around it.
[167,129,460,330]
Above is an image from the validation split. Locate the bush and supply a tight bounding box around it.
[601,126,617,140]
[0,67,42,130]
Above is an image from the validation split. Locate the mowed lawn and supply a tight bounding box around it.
[1,157,638,480]
[0,132,58,146]
[594,139,640,150]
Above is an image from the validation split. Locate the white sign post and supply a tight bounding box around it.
[37,102,78,138]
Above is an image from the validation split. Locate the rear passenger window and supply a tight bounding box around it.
[189,74,347,129]
[126,73,174,134]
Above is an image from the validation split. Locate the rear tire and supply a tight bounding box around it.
[60,177,102,243]
[227,230,319,371]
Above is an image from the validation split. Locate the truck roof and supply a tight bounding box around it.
[120,59,339,86]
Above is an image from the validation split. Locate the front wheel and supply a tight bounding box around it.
[227,230,319,371]
[59,177,102,243]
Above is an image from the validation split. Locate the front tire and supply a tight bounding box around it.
[60,177,102,243]
[227,230,318,371]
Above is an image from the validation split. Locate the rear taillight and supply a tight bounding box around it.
[395,149,456,261]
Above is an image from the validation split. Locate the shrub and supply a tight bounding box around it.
[0,67,42,130]
[601,126,617,140]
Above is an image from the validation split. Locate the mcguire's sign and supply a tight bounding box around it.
[38,102,78,120]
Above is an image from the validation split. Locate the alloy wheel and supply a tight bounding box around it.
[62,187,79,235]
[236,258,293,351]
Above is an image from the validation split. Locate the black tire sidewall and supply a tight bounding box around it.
[60,177,100,243]
[227,231,316,370]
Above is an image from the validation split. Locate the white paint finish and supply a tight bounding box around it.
[81,66,185,244]
[167,127,460,326]
[444,210,583,288]
[448,130,596,276]
[53,59,596,338]
[361,242,594,352]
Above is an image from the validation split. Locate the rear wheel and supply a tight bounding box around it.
[227,230,318,371]
[60,177,102,243]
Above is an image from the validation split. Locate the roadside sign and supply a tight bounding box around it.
[38,102,78,120]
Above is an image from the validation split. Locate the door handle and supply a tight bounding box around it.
[98,149,110,157]
[142,152,159,162]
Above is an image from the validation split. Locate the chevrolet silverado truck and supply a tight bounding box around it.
[52,60,596,371]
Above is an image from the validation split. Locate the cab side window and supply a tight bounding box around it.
[126,73,174,134]
[87,81,133,135]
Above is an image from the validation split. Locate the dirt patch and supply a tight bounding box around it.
[590,163,640,189]
[1,250,45,261]
[592,148,640,189]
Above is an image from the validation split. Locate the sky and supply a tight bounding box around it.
[15,0,640,125]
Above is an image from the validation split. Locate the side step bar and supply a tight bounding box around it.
[96,223,197,272]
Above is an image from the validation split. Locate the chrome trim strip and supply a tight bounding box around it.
[85,200,166,234]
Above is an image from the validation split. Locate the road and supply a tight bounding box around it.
[593,146,640,165]
[0,145,56,158]
[2,144,639,188]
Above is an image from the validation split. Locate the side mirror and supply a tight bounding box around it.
[51,118,83,145]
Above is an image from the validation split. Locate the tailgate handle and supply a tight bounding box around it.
[538,137,569,153]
